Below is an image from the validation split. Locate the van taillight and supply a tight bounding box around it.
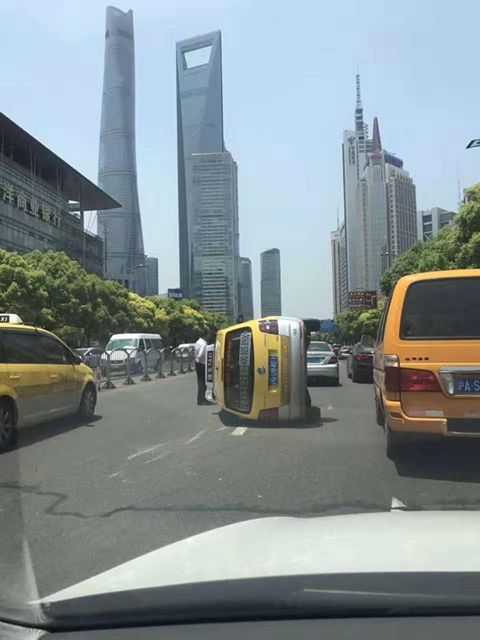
[329,355,338,364]
[384,354,400,392]
[259,320,278,334]
[400,369,440,392]
[258,408,279,422]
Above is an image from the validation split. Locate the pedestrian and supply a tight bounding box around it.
[194,334,209,405]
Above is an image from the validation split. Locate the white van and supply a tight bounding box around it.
[103,333,163,373]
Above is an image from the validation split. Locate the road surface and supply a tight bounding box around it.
[2,364,480,598]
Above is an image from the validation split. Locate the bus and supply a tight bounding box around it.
[214,317,309,422]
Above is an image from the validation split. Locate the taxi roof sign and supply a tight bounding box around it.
[0,313,23,324]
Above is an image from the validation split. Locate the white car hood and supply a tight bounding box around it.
[43,511,480,603]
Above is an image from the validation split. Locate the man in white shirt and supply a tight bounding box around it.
[194,336,208,405]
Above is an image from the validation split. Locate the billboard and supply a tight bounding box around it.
[319,319,336,334]
[168,288,184,301]
[348,290,377,311]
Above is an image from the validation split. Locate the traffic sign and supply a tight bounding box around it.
[319,319,336,334]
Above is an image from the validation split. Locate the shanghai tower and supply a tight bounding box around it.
[97,6,145,294]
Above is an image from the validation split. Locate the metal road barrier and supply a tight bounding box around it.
[82,345,194,391]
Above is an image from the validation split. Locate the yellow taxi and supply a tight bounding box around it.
[0,314,97,452]
[374,270,480,459]
[214,316,308,422]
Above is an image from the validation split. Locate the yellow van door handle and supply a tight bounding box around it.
[50,374,59,380]
[9,375,20,380]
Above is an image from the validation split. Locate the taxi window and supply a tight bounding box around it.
[2,331,45,364]
[224,328,254,413]
[400,278,480,340]
[38,335,74,365]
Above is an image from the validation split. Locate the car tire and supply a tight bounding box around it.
[78,384,97,420]
[0,398,16,453]
[333,376,339,386]
[347,367,352,379]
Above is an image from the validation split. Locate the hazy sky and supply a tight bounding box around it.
[3,0,480,318]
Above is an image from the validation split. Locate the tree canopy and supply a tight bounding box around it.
[381,183,480,295]
[0,249,228,346]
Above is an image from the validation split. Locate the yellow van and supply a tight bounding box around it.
[0,315,97,452]
[214,317,307,422]
[374,270,480,459]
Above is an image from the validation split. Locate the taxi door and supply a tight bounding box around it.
[2,330,52,425]
[38,334,81,416]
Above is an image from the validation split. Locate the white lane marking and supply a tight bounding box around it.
[391,496,408,511]
[216,426,228,431]
[232,426,247,436]
[185,429,206,445]
[144,451,169,464]
[108,472,120,479]
[326,405,333,411]
[127,443,165,460]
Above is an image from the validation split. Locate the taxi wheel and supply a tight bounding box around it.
[386,426,406,461]
[0,399,16,452]
[78,384,97,420]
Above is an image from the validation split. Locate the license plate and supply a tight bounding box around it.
[456,378,480,394]
[308,358,322,364]
[268,355,279,386]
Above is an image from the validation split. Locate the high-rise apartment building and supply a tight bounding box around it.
[97,6,146,294]
[331,230,341,316]
[386,163,417,261]
[261,248,282,316]
[189,152,238,321]
[145,256,159,296]
[417,207,456,242]
[238,256,254,321]
[339,222,348,311]
[176,31,224,298]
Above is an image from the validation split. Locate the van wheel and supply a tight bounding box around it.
[0,399,16,452]
[78,384,97,420]
[386,426,406,461]
[375,397,384,427]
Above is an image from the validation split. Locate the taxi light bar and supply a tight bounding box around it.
[0,313,23,324]
[258,320,278,335]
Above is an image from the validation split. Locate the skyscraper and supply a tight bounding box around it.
[331,229,341,316]
[145,256,159,296]
[176,31,224,297]
[342,74,369,293]
[238,257,254,321]
[339,222,348,311]
[261,248,282,316]
[358,117,417,290]
[189,151,238,321]
[97,6,145,294]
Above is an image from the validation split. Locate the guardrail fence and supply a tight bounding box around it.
[80,346,195,392]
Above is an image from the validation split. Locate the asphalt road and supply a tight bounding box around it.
[2,363,480,600]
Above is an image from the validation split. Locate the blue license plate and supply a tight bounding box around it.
[268,355,279,386]
[309,358,322,364]
[456,378,480,394]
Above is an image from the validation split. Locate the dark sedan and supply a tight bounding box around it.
[346,343,374,382]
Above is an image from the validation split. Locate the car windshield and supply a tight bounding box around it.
[3,0,480,633]
[106,339,138,351]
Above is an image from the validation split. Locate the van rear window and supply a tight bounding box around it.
[224,328,254,413]
[400,277,480,339]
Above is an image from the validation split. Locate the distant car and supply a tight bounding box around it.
[75,347,104,369]
[347,343,374,382]
[332,344,340,355]
[307,341,339,385]
[338,345,352,359]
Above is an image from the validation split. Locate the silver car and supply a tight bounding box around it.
[307,341,339,385]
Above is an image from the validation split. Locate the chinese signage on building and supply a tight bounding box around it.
[0,178,61,228]
[348,290,377,311]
